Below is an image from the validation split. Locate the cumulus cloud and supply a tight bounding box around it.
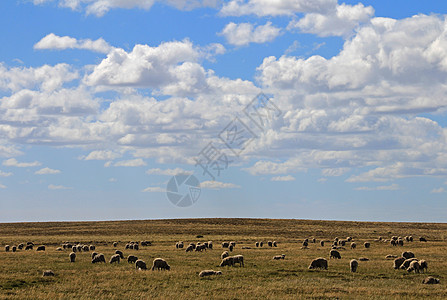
[430,187,446,193]
[81,150,121,160]
[3,158,41,168]
[200,180,241,189]
[220,22,281,46]
[354,183,400,191]
[113,158,147,167]
[142,186,165,192]
[271,175,295,181]
[288,3,374,37]
[35,167,61,175]
[0,183,6,189]
[0,170,13,177]
[34,33,113,53]
[48,184,72,190]
[146,168,193,176]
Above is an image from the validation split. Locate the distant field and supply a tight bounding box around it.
[0,218,446,299]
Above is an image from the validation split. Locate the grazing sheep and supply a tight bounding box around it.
[151,258,170,271]
[92,253,106,263]
[268,241,273,247]
[219,256,234,267]
[255,242,259,247]
[304,238,309,244]
[135,259,147,270]
[419,260,428,272]
[407,260,420,273]
[199,270,222,277]
[311,238,316,243]
[385,254,398,259]
[91,252,98,259]
[125,243,130,249]
[25,244,33,250]
[5,245,9,252]
[364,242,370,249]
[303,241,308,247]
[208,242,213,249]
[330,250,341,259]
[400,258,418,270]
[393,257,406,269]
[221,251,229,259]
[36,245,45,251]
[185,245,194,252]
[402,251,415,260]
[113,242,118,247]
[89,245,95,251]
[350,259,358,272]
[189,243,196,250]
[422,277,440,284]
[69,252,76,262]
[390,240,397,246]
[222,242,229,248]
[42,270,55,277]
[12,246,16,252]
[351,242,356,249]
[115,250,124,259]
[259,242,264,247]
[273,254,286,260]
[320,241,325,247]
[134,244,139,251]
[76,245,82,252]
[127,255,138,263]
[82,245,89,252]
[129,244,134,250]
[409,236,413,242]
[397,239,404,246]
[308,257,328,270]
[347,237,352,242]
[230,241,237,248]
[175,242,179,249]
[110,254,121,264]
[359,257,369,261]
[72,246,77,252]
[228,245,234,252]
[232,255,244,267]
[177,241,184,248]
[419,237,427,242]
[18,243,24,250]
[273,241,277,247]
[339,240,346,247]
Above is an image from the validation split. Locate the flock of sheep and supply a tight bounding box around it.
[3,234,440,284]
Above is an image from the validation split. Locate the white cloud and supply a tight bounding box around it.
[271,175,295,181]
[35,167,61,175]
[0,170,13,177]
[81,150,121,160]
[146,168,193,176]
[34,33,113,53]
[142,186,165,192]
[430,187,446,193]
[289,3,374,37]
[48,184,72,190]
[109,177,117,182]
[201,181,241,189]
[0,183,6,189]
[355,183,400,191]
[3,158,41,168]
[220,22,281,46]
[113,158,147,167]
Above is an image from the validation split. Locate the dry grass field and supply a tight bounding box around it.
[0,218,446,299]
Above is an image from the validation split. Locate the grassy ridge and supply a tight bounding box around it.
[0,218,446,299]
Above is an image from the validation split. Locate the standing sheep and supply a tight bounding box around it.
[273,254,286,260]
[127,255,138,263]
[350,259,358,272]
[115,250,124,259]
[25,244,33,250]
[232,255,244,267]
[407,260,420,273]
[400,258,418,270]
[113,242,118,247]
[228,245,234,252]
[219,256,234,267]
[393,257,406,269]
[268,241,273,247]
[308,258,328,270]
[69,252,76,263]
[208,241,213,249]
[351,242,356,249]
[302,241,308,247]
[91,252,98,259]
[221,251,229,259]
[259,241,264,247]
[92,253,106,263]
[135,259,147,270]
[419,260,428,272]
[273,241,277,247]
[185,245,194,252]
[36,245,45,251]
[151,258,170,271]
[330,250,341,259]
[12,246,17,252]
[320,241,325,247]
[89,245,95,251]
[364,242,370,249]
[82,245,89,252]
[5,245,9,252]
[402,251,415,260]
[419,237,427,242]
[109,254,121,264]
[255,242,259,247]
[18,243,24,250]
[222,242,229,248]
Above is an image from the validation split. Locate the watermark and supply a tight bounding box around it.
[166,93,282,207]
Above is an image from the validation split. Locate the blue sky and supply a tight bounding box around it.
[1,0,447,222]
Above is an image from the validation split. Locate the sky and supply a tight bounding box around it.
[1,0,447,222]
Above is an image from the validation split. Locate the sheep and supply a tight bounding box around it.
[390,240,397,246]
[346,237,352,242]
[135,259,147,270]
[364,242,370,249]
[91,252,98,259]
[221,251,229,259]
[113,242,118,247]
[320,241,325,247]
[208,241,213,249]
[308,257,328,270]
[189,243,196,250]
[219,256,234,267]
[259,241,264,247]
[228,244,234,252]
[129,244,134,250]
[151,258,170,271]
[351,242,356,249]
[127,255,138,263]
[18,243,24,250]
[311,238,316,243]
[89,245,95,251]
[268,241,273,247]
[359,257,369,261]
[72,246,77,252]
[419,260,428,272]
[125,243,130,249]
[82,245,89,252]
[199,270,222,277]
[255,242,259,247]
[110,254,121,264]
[175,242,179,249]
[393,257,406,269]
[339,240,346,247]
[385,254,398,259]
[397,239,404,247]
[422,277,440,284]
[330,249,341,259]
[232,255,244,267]
[42,270,55,277]
[36,245,45,251]
[407,260,420,273]
[304,238,309,244]
[273,254,286,260]
[402,251,415,260]
[92,253,106,263]
[115,250,124,259]
[419,237,427,242]
[12,246,17,252]
[222,242,229,248]
[408,236,413,242]
[273,241,277,247]
[76,245,82,252]
[302,241,308,247]
[56,247,63,251]
[25,244,33,250]
[400,258,418,270]
[134,244,139,251]
[69,252,76,262]
[5,245,9,252]
[185,245,194,252]
[350,259,358,272]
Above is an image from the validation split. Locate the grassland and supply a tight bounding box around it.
[0,218,446,299]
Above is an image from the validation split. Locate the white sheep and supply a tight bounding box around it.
[350,259,358,272]
[151,258,170,271]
